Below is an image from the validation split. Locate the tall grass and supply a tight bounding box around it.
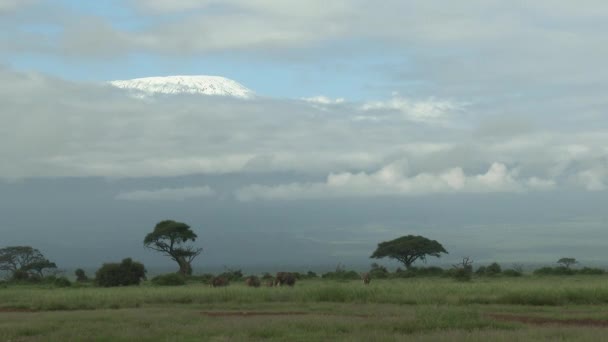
[2,276,608,310]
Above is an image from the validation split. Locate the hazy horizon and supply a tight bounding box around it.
[2,1,608,273]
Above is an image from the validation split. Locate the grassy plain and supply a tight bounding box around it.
[1,276,608,341]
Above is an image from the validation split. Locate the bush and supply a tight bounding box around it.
[577,267,605,275]
[75,268,89,282]
[392,268,416,278]
[502,269,522,277]
[485,262,502,276]
[369,263,390,279]
[218,268,243,281]
[54,276,72,287]
[95,258,146,287]
[151,273,186,286]
[449,267,473,282]
[533,266,575,276]
[321,270,360,280]
[11,270,32,282]
[414,266,445,277]
[392,266,445,278]
[189,273,214,284]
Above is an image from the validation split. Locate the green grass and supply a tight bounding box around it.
[2,276,608,341]
[2,276,608,310]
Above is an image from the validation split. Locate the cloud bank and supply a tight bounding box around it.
[0,67,607,199]
[115,186,215,201]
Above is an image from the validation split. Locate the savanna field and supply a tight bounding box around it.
[3,276,608,341]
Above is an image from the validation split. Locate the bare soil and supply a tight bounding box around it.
[488,313,608,327]
[199,311,372,318]
[0,307,37,313]
[200,311,308,317]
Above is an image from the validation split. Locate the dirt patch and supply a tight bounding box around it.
[201,311,308,317]
[200,311,371,318]
[488,313,608,327]
[0,307,37,313]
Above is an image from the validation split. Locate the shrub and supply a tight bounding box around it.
[392,268,416,278]
[502,269,522,277]
[486,262,502,276]
[449,267,473,282]
[189,273,214,284]
[54,276,72,287]
[450,257,473,282]
[414,266,445,277]
[151,273,186,286]
[577,267,605,275]
[75,268,89,282]
[321,270,360,280]
[95,258,146,287]
[369,263,390,279]
[533,266,575,276]
[393,266,445,278]
[218,268,243,281]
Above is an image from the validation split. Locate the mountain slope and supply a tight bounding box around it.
[109,75,254,99]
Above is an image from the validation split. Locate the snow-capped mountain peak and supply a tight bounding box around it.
[109,75,254,99]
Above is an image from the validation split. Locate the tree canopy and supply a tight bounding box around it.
[370,235,448,269]
[557,257,577,269]
[0,246,56,279]
[143,220,202,275]
[95,258,146,287]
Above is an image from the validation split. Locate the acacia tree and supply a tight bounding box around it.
[143,220,202,275]
[370,235,448,269]
[557,257,577,269]
[0,246,57,278]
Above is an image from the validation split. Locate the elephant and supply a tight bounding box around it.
[245,276,261,287]
[273,272,296,287]
[210,276,229,287]
[361,272,371,285]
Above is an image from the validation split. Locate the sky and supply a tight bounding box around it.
[2,0,608,273]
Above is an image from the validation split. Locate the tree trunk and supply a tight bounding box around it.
[177,257,192,276]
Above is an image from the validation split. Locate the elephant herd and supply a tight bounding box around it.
[210,272,296,288]
[210,272,372,287]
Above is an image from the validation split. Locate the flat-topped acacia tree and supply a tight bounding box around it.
[143,220,202,275]
[370,235,448,270]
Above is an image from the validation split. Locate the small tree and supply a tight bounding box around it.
[95,258,146,287]
[370,235,448,269]
[0,246,57,279]
[557,257,577,269]
[144,220,202,276]
[369,263,389,279]
[485,262,502,276]
[75,268,88,282]
[451,257,473,282]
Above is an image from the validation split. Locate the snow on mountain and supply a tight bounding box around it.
[109,75,254,99]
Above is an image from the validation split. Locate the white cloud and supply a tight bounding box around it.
[0,0,37,12]
[234,162,556,201]
[1,68,608,198]
[301,96,345,105]
[576,167,607,191]
[115,186,215,201]
[361,95,461,124]
[526,177,556,191]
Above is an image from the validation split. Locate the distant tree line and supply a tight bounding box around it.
[1,225,606,288]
